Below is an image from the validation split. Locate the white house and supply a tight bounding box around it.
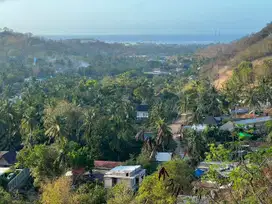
[136,105,149,120]
[104,165,146,191]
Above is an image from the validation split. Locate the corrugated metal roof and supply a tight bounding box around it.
[155,152,172,162]
[234,116,272,125]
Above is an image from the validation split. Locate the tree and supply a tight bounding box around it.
[107,182,135,204]
[44,101,83,143]
[0,100,21,151]
[17,145,64,187]
[0,187,12,204]
[41,177,106,204]
[205,144,231,162]
[155,118,173,151]
[136,160,193,203]
[41,177,72,204]
[20,106,41,146]
[183,129,208,164]
[136,174,176,204]
[203,146,272,203]
[72,183,106,204]
[67,144,94,170]
[265,121,272,144]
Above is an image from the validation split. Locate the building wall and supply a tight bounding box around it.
[104,177,113,188]
[137,111,149,119]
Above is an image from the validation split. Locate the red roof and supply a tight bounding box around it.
[72,168,85,175]
[94,160,122,169]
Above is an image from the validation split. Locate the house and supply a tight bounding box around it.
[184,124,207,132]
[104,165,146,190]
[155,152,173,162]
[219,121,235,132]
[203,116,222,126]
[136,104,149,120]
[196,162,238,178]
[65,160,122,182]
[0,167,30,192]
[0,151,17,167]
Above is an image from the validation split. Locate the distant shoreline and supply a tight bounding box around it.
[43,34,243,45]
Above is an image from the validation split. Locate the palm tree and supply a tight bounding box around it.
[0,100,20,150]
[243,87,261,112]
[257,77,272,106]
[149,119,173,160]
[183,129,207,164]
[20,106,39,146]
[81,108,98,143]
[155,119,172,150]
[44,115,67,143]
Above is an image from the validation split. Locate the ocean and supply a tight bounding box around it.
[45,34,243,45]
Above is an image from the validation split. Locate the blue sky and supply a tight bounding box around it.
[0,0,271,35]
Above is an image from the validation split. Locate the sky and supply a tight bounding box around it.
[0,0,271,35]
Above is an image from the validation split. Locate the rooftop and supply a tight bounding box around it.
[106,165,141,174]
[155,152,172,162]
[136,105,149,112]
[0,151,17,165]
[94,160,122,169]
[234,116,272,125]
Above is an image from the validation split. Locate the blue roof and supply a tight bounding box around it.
[108,165,141,173]
[195,169,205,177]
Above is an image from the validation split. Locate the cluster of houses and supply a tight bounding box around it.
[181,108,272,133]
[1,105,271,198]
[65,151,173,190]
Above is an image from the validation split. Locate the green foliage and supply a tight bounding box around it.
[0,187,28,204]
[205,144,231,162]
[0,187,12,204]
[72,183,106,204]
[183,129,208,164]
[136,160,193,204]
[180,80,225,123]
[67,145,94,170]
[136,174,176,204]
[125,150,158,175]
[40,177,106,204]
[107,182,135,204]
[203,146,272,203]
[17,145,64,187]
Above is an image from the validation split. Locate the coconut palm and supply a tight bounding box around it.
[183,129,207,164]
[44,115,67,142]
[20,106,40,146]
[155,119,172,150]
[0,100,20,150]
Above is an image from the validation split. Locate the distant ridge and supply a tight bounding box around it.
[197,22,272,86]
[43,34,241,45]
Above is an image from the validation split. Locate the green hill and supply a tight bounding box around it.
[197,22,272,81]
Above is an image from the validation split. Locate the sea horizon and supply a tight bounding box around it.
[43,34,244,45]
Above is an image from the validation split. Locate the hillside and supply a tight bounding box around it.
[197,22,272,86]
[0,29,203,60]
